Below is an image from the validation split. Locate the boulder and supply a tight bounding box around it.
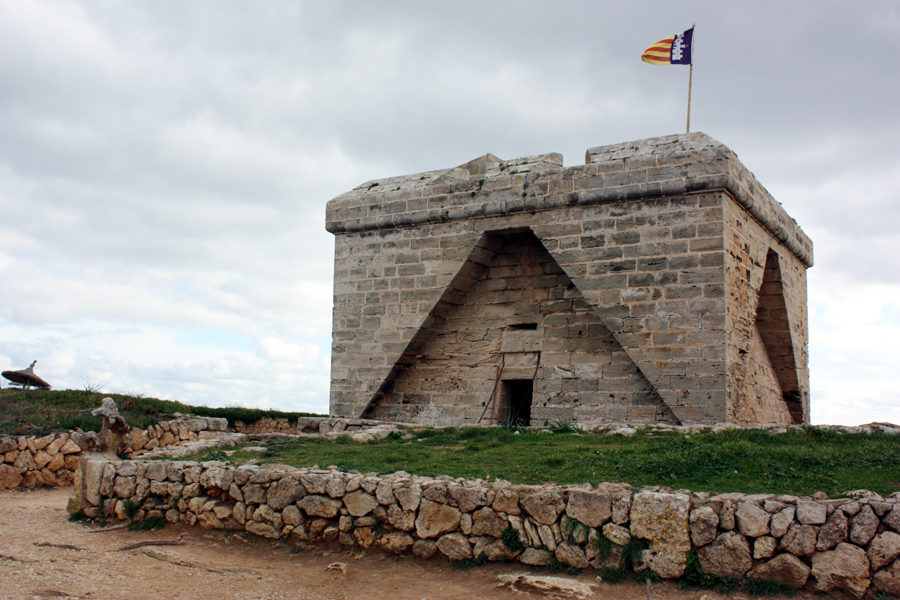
[736,501,770,537]
[868,531,900,571]
[449,485,488,513]
[816,509,848,551]
[849,505,879,545]
[492,487,520,515]
[266,477,303,511]
[520,490,565,525]
[496,574,596,600]
[411,539,437,559]
[753,536,777,559]
[689,506,718,547]
[386,504,415,531]
[749,553,810,589]
[436,533,471,560]
[379,531,414,553]
[0,464,23,488]
[518,547,554,566]
[769,506,795,538]
[298,495,342,518]
[811,542,870,599]
[565,490,611,528]
[796,500,827,525]
[415,500,461,538]
[779,524,817,557]
[629,491,691,578]
[555,543,589,569]
[343,491,378,517]
[697,531,752,579]
[393,483,422,512]
[471,507,507,537]
[873,559,900,596]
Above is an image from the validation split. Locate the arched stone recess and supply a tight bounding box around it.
[362,228,679,426]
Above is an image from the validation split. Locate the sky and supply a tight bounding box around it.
[1,1,898,425]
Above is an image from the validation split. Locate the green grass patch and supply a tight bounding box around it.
[197,425,899,496]
[0,389,323,435]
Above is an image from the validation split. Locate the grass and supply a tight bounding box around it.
[0,389,323,436]
[196,425,899,496]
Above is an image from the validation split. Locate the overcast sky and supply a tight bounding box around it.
[1,1,897,424]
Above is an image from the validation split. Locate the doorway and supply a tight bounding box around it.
[498,379,533,426]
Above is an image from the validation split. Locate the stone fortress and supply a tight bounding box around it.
[325,133,812,428]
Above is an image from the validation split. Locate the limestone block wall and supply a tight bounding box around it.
[75,458,900,598]
[0,416,227,490]
[326,133,813,427]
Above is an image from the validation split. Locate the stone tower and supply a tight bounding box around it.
[325,133,812,427]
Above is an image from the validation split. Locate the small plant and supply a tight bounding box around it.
[548,418,576,434]
[123,499,140,519]
[633,569,661,584]
[594,533,614,558]
[500,526,524,552]
[128,516,166,531]
[621,537,649,572]
[681,551,735,592]
[742,577,796,597]
[289,546,303,555]
[205,449,229,462]
[68,510,90,523]
[873,592,895,600]
[596,566,625,584]
[451,552,489,570]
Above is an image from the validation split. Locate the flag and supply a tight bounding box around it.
[642,27,693,65]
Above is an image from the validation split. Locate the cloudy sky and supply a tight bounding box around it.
[1,1,897,424]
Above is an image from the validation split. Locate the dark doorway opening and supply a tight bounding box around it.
[498,379,533,426]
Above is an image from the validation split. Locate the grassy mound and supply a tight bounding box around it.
[0,389,322,436]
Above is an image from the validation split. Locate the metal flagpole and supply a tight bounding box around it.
[686,24,695,134]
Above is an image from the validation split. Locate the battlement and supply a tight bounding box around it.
[326,133,812,267]
[326,133,812,427]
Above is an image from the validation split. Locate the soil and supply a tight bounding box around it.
[0,487,818,600]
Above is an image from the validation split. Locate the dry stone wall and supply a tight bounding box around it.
[75,457,899,598]
[0,416,227,490]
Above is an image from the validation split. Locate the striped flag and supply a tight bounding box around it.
[642,27,694,65]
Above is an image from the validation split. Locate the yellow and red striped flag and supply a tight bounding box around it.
[642,27,694,65]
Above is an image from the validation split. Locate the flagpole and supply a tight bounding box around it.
[686,24,695,134]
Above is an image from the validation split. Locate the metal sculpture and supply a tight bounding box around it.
[2,361,51,390]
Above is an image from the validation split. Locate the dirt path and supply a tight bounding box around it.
[1,488,817,600]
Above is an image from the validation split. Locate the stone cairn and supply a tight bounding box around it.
[74,457,900,598]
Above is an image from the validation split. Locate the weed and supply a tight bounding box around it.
[452,552,489,570]
[596,566,626,584]
[289,546,303,555]
[633,570,661,584]
[548,418,576,434]
[128,516,166,531]
[873,592,895,600]
[123,500,140,519]
[67,510,90,523]
[681,551,736,592]
[500,526,524,552]
[621,537,649,572]
[594,533,615,558]
[743,577,796,597]
[204,449,229,462]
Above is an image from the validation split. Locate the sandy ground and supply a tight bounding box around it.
[0,487,820,600]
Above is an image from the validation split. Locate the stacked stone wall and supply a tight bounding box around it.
[0,416,227,490]
[75,458,899,598]
[234,417,296,434]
